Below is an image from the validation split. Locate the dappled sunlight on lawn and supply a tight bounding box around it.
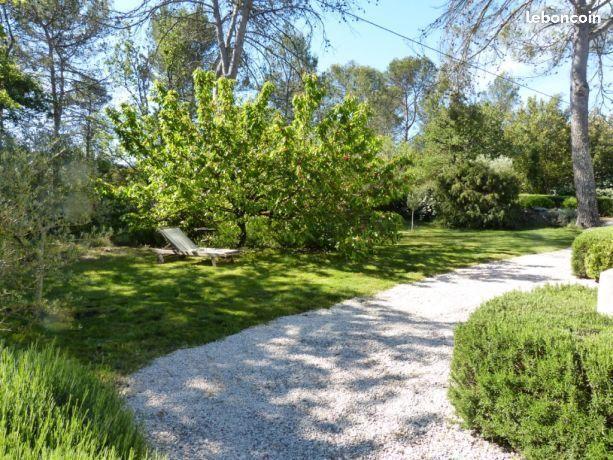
[1,224,580,376]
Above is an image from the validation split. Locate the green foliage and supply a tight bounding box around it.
[590,112,613,188]
[505,97,573,194]
[450,285,612,459]
[386,56,436,140]
[108,71,399,254]
[0,25,44,125]
[518,194,556,209]
[325,61,398,136]
[597,196,613,217]
[262,31,318,120]
[518,194,612,216]
[151,6,215,102]
[420,95,510,161]
[0,344,152,459]
[585,239,613,281]
[435,159,520,229]
[0,144,92,307]
[571,226,613,279]
[562,196,578,209]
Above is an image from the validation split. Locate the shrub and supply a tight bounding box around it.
[561,196,578,208]
[597,196,613,217]
[585,239,613,280]
[0,344,152,459]
[571,226,613,279]
[518,194,556,209]
[450,285,612,459]
[436,160,520,229]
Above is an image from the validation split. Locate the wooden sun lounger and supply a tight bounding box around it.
[154,227,241,265]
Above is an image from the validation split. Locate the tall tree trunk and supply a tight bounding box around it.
[228,0,252,79]
[570,12,599,228]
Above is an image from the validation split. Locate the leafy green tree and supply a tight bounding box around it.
[386,56,436,141]
[261,31,317,119]
[0,22,43,132]
[430,0,612,227]
[420,94,509,163]
[483,74,520,116]
[436,158,520,229]
[505,97,573,194]
[108,35,154,115]
[589,111,613,187]
[151,6,216,102]
[9,0,110,138]
[325,61,398,136]
[109,71,399,254]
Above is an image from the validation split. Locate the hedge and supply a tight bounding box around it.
[518,194,613,217]
[571,226,613,280]
[449,285,612,459]
[0,344,154,459]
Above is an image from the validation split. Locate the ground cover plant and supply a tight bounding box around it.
[0,344,153,459]
[1,224,579,377]
[571,226,613,280]
[449,285,612,459]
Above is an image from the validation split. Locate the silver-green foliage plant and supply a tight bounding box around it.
[0,145,91,307]
[108,71,401,255]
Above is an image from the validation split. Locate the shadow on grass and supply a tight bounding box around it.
[0,224,579,376]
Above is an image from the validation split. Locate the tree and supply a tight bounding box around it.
[108,34,154,115]
[325,61,398,136]
[483,74,520,115]
[261,31,317,119]
[430,0,612,227]
[0,143,91,308]
[589,111,613,187]
[132,0,357,80]
[420,94,510,163]
[108,71,399,254]
[386,56,437,141]
[9,0,110,138]
[151,6,216,102]
[0,13,44,134]
[505,97,573,193]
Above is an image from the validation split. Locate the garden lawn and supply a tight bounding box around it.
[2,224,580,378]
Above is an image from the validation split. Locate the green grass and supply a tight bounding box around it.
[1,224,580,377]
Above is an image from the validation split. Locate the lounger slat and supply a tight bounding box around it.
[155,227,240,264]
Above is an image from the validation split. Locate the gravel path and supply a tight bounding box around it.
[125,249,595,459]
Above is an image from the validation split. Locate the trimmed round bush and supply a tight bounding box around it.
[436,160,520,229]
[0,344,152,459]
[518,194,556,209]
[571,226,613,279]
[449,285,612,459]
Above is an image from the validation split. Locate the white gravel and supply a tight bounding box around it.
[125,249,596,459]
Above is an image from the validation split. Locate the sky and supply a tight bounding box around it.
[113,0,609,110]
